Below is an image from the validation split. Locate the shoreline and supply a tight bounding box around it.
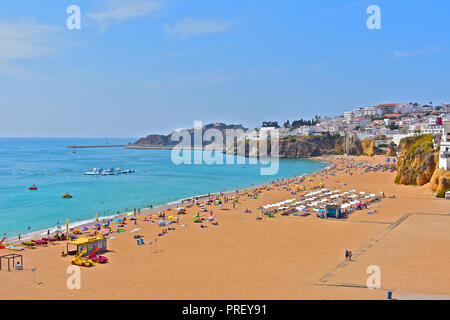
[2,154,449,299]
[4,158,333,245]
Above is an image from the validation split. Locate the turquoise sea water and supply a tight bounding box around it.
[0,138,327,237]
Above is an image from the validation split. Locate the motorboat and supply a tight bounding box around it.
[28,184,38,191]
[85,167,135,176]
[101,168,115,175]
[85,168,103,175]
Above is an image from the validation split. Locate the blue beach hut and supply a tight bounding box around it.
[326,204,343,219]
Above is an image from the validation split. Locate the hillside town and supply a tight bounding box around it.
[257,102,450,170]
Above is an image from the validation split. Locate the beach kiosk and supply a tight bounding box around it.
[66,236,107,256]
[326,204,343,219]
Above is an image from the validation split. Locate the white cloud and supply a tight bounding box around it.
[86,0,161,31]
[164,18,234,39]
[0,19,60,61]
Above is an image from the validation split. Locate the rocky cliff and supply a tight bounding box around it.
[225,134,345,158]
[134,134,176,147]
[385,143,397,157]
[429,167,450,195]
[394,134,438,186]
[360,138,374,157]
[134,123,247,147]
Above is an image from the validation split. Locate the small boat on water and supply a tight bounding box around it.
[85,168,103,175]
[62,192,73,199]
[101,168,115,175]
[118,168,135,174]
[28,184,38,191]
[85,167,135,176]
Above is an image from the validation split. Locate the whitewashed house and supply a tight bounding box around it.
[438,121,450,170]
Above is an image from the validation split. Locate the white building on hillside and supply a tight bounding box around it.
[362,106,382,117]
[438,121,450,170]
[396,102,420,114]
[344,111,353,122]
[376,104,397,115]
[423,124,444,135]
[292,126,317,136]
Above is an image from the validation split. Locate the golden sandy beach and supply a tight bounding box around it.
[0,155,448,300]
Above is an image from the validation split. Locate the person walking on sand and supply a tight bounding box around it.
[345,250,349,261]
[348,250,352,261]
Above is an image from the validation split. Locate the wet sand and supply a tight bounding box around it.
[0,155,448,300]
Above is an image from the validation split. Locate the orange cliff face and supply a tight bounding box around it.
[395,134,437,186]
[430,168,450,194]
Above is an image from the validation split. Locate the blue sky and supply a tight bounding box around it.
[0,0,449,137]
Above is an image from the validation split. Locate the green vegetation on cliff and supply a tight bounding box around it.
[408,134,434,157]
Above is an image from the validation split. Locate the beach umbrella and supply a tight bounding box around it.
[114,218,122,222]
[94,223,101,227]
[83,227,89,231]
[103,223,109,226]
[130,228,141,233]
[66,218,69,240]
[127,212,134,216]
